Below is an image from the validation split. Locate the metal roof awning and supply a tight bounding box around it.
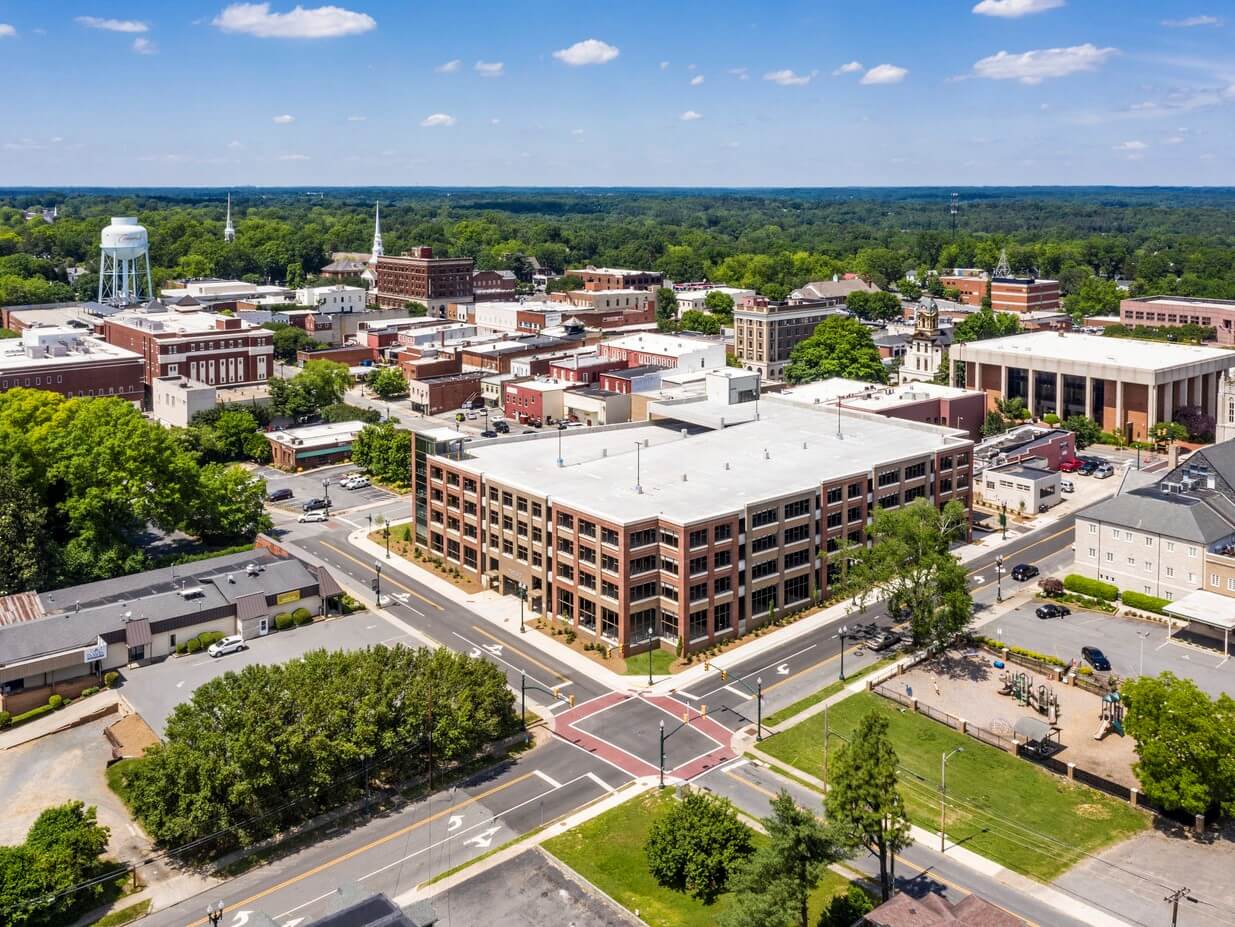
[234,593,268,622]
[1013,716,1054,743]
[1163,590,1235,631]
[124,617,152,648]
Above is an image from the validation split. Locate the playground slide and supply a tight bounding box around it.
[1093,719,1110,741]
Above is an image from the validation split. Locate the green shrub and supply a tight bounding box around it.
[176,642,188,655]
[1121,590,1169,614]
[974,636,1066,667]
[196,631,225,647]
[0,711,10,728]
[104,671,119,688]
[12,703,55,725]
[400,525,412,542]
[1078,665,1093,676]
[274,612,294,631]
[81,687,99,698]
[48,694,64,709]
[186,638,202,654]
[1042,413,1061,425]
[1064,574,1118,602]
[291,607,313,626]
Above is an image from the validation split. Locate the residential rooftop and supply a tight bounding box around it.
[444,396,969,525]
[266,421,367,449]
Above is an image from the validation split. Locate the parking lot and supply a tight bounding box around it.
[254,463,397,513]
[989,601,1234,697]
[120,613,417,734]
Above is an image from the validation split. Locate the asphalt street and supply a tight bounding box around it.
[137,739,628,927]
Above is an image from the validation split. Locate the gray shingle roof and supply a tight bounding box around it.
[1078,487,1235,544]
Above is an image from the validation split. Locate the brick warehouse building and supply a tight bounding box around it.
[420,382,972,656]
[0,327,144,402]
[567,265,664,291]
[372,247,474,313]
[103,303,274,395]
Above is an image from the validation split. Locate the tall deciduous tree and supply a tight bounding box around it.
[368,367,408,401]
[644,791,753,903]
[845,290,901,322]
[678,310,722,335]
[188,464,271,544]
[825,712,911,901]
[0,463,54,595]
[719,791,845,927]
[851,499,972,649]
[952,307,1021,344]
[1122,673,1235,817]
[0,801,111,927]
[785,316,887,385]
[655,287,679,331]
[352,422,412,487]
[269,360,351,418]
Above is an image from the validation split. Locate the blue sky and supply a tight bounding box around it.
[0,1,1232,186]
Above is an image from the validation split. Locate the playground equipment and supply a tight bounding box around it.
[998,672,1061,723]
[1093,692,1125,740]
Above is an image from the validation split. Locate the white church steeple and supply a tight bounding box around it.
[371,201,384,259]
[223,193,236,243]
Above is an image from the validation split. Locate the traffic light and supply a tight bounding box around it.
[703,660,710,671]
[568,694,576,707]
[552,686,560,700]
[720,669,729,682]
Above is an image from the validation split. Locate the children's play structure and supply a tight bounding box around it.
[998,670,1061,725]
[1093,692,1125,740]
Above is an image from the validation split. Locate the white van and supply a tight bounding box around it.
[1060,478,1075,494]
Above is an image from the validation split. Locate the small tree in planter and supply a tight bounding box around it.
[1039,577,1064,598]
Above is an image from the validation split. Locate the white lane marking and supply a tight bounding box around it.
[176,681,185,688]
[451,630,566,694]
[586,771,617,794]
[465,826,502,849]
[447,815,463,832]
[365,624,378,630]
[776,663,790,676]
[724,685,752,700]
[719,757,749,772]
[483,643,504,656]
[230,913,253,927]
[533,769,563,789]
[676,691,701,702]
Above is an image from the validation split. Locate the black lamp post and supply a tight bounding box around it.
[206,902,224,927]
[658,719,665,788]
[322,477,331,513]
[518,582,528,633]
[383,519,391,559]
[996,554,1004,603]
[756,676,764,742]
[647,626,656,686]
[374,561,382,606]
[837,624,850,681]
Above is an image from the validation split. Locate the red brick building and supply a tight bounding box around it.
[103,306,274,393]
[990,277,1061,313]
[567,266,664,291]
[372,247,474,312]
[548,355,628,385]
[1120,295,1235,344]
[0,328,143,402]
[471,270,518,301]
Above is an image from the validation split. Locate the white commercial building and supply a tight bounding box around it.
[296,285,366,314]
[597,332,727,372]
[150,375,217,428]
[978,462,1061,516]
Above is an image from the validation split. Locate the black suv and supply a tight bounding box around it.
[302,497,329,512]
[1011,563,1039,581]
[1035,603,1070,619]
[267,487,294,502]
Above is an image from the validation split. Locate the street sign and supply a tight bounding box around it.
[82,637,106,663]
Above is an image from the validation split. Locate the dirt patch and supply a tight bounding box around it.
[106,713,160,758]
[1074,803,1113,820]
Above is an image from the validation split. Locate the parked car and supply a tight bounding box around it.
[494,421,510,434]
[1081,646,1111,672]
[267,487,294,502]
[1058,458,1082,473]
[1094,464,1115,479]
[302,497,329,512]
[207,635,246,658]
[298,511,329,523]
[341,476,370,490]
[1036,604,1071,619]
[1060,478,1075,494]
[1077,460,1098,476]
[868,631,899,651]
[563,421,585,429]
[1011,563,1039,581]
[480,430,498,438]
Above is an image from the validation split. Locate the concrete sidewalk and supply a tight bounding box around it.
[0,689,120,751]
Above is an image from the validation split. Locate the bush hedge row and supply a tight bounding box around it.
[1120,590,1170,614]
[1063,574,1119,602]
[974,635,1068,667]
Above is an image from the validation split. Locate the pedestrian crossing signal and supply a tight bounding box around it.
[568,694,575,707]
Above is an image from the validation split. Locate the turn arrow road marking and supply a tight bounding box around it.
[464,826,501,849]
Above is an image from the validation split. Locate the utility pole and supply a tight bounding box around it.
[941,746,964,852]
[1164,887,1195,926]
[822,700,829,792]
[950,192,959,237]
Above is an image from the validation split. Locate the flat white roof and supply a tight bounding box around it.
[603,332,720,357]
[267,420,365,449]
[779,378,978,409]
[0,334,140,370]
[1127,296,1235,310]
[1164,589,1235,631]
[445,396,968,524]
[954,331,1234,373]
[112,308,260,334]
[507,378,570,393]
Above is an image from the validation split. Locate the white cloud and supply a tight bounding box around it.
[763,68,817,86]
[132,36,157,54]
[75,16,149,32]
[552,38,619,66]
[490,118,501,125]
[1163,135,1185,144]
[212,3,376,39]
[1162,15,1221,27]
[420,113,455,127]
[972,44,1117,84]
[679,110,702,121]
[278,153,310,160]
[435,58,461,73]
[347,114,366,122]
[272,113,295,124]
[832,61,864,76]
[972,0,1064,17]
[0,23,16,38]
[690,75,704,86]
[570,128,585,135]
[861,63,908,85]
[659,60,670,70]
[474,60,504,78]
[1115,140,1148,150]
[728,67,749,80]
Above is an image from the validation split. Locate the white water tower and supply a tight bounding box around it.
[97,217,154,307]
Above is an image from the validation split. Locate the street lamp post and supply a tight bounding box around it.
[322,478,331,514]
[647,626,656,687]
[658,719,665,788]
[996,555,1004,603]
[756,676,764,742]
[1136,630,1151,676]
[374,561,382,607]
[999,503,1007,540]
[206,902,224,927]
[941,746,964,852]
[383,519,391,559]
[518,583,528,633]
[837,624,850,681]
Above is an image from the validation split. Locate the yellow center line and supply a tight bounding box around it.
[724,767,779,801]
[184,772,537,927]
[319,540,443,611]
[469,624,570,684]
[968,525,1073,592]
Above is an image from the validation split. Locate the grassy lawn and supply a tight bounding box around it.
[104,758,146,810]
[621,648,677,676]
[89,899,151,927]
[543,790,856,927]
[760,691,1148,881]
[765,657,896,727]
